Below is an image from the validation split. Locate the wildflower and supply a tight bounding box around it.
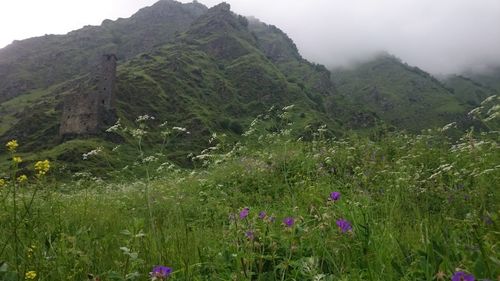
[435,271,445,280]
[481,215,493,225]
[329,192,341,201]
[13,156,22,164]
[142,156,158,163]
[6,140,19,152]
[0,179,5,187]
[245,231,254,240]
[131,128,147,138]
[136,114,155,122]
[25,271,36,280]
[106,119,122,132]
[239,207,249,219]
[283,217,295,227]
[150,265,172,280]
[27,245,36,258]
[172,127,187,132]
[82,147,103,160]
[451,271,474,281]
[34,160,50,176]
[17,175,28,183]
[441,122,457,132]
[336,219,352,233]
[258,211,266,219]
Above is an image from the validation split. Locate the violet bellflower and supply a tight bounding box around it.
[258,211,267,219]
[329,191,341,201]
[239,207,249,219]
[283,217,295,227]
[336,219,352,233]
[451,271,475,281]
[150,265,172,280]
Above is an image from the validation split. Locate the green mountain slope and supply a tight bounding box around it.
[464,67,500,93]
[1,1,498,174]
[444,75,497,108]
[0,0,207,103]
[0,3,338,171]
[331,54,489,131]
[106,3,338,149]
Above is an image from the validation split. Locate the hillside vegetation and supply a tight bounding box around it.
[2,2,498,172]
[0,104,499,280]
[0,2,499,279]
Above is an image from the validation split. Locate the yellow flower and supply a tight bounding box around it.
[27,245,36,258]
[34,160,50,176]
[6,140,19,152]
[17,175,28,183]
[25,270,37,280]
[13,156,22,164]
[0,179,5,187]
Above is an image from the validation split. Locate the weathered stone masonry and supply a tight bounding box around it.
[59,54,117,138]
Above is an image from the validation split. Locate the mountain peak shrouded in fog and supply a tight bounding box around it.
[179,0,500,76]
[0,0,498,170]
[1,0,499,75]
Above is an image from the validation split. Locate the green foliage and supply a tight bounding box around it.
[331,53,491,132]
[0,1,208,102]
[0,3,340,173]
[0,110,498,280]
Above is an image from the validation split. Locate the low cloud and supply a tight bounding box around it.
[1,0,499,75]
[186,0,500,75]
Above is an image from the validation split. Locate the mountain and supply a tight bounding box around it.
[331,54,491,131]
[444,75,496,108]
[0,0,207,103]
[463,67,500,93]
[0,2,337,170]
[0,1,497,174]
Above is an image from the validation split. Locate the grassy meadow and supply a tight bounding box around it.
[0,105,499,281]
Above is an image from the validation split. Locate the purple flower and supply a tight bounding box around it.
[258,211,267,219]
[329,192,341,201]
[283,217,295,227]
[336,219,352,233]
[451,271,475,281]
[245,230,254,240]
[239,207,249,219]
[481,215,493,225]
[150,265,172,279]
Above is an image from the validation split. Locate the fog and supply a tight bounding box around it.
[187,0,500,75]
[1,0,500,75]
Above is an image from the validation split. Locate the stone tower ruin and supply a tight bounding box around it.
[59,54,117,138]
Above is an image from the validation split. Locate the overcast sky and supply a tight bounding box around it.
[1,0,499,75]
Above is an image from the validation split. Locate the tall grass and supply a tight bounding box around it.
[0,106,499,280]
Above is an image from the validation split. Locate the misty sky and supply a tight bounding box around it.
[1,0,499,75]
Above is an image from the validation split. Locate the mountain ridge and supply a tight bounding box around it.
[0,2,339,170]
[0,1,498,173]
[0,0,208,103]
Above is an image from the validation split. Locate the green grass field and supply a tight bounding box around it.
[0,107,499,281]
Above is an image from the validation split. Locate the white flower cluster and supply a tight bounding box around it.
[82,147,103,160]
[172,127,188,133]
[106,119,122,133]
[136,114,155,122]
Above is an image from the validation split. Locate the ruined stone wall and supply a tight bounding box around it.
[59,54,117,137]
